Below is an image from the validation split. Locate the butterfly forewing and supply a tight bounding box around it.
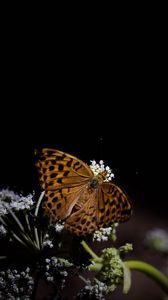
[35,148,93,190]
[98,183,132,228]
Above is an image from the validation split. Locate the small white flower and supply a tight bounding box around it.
[90,160,96,166]
[47,276,54,282]
[55,222,65,233]
[60,271,68,277]
[93,226,114,242]
[90,160,114,182]
[43,239,54,248]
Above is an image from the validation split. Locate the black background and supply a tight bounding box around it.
[0,8,168,300]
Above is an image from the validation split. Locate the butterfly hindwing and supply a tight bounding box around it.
[98,183,132,228]
[42,185,87,220]
[65,190,99,235]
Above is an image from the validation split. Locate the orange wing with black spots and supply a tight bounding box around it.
[35,148,132,236]
[35,148,93,190]
[97,183,132,228]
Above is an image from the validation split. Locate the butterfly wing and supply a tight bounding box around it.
[35,148,94,222]
[43,185,88,220]
[65,189,99,235]
[35,148,93,190]
[98,182,132,228]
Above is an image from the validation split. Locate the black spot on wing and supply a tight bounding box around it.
[67,159,73,167]
[49,166,55,171]
[58,164,64,171]
[52,197,58,203]
[57,203,61,209]
[50,173,57,178]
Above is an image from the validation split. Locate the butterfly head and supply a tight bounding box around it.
[89,160,115,192]
[89,171,109,190]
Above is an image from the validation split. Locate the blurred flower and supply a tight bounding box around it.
[144,228,168,253]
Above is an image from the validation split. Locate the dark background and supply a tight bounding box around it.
[0,10,167,299]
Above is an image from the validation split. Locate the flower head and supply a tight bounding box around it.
[93,223,118,242]
[44,257,73,289]
[0,267,34,299]
[0,189,34,216]
[90,160,114,182]
[55,221,65,233]
[77,278,108,300]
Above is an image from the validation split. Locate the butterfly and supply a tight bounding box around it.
[35,148,132,236]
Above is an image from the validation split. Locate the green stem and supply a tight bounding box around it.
[78,275,89,284]
[25,213,32,232]
[34,191,45,250]
[126,260,168,294]
[81,240,100,260]
[5,208,25,231]
[11,231,32,249]
[35,191,45,216]
[89,262,103,271]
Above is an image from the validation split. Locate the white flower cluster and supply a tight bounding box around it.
[93,227,113,242]
[144,228,168,253]
[93,223,118,242]
[0,267,34,299]
[55,221,65,233]
[90,160,114,182]
[45,257,69,288]
[42,233,54,248]
[0,189,34,216]
[77,279,107,300]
